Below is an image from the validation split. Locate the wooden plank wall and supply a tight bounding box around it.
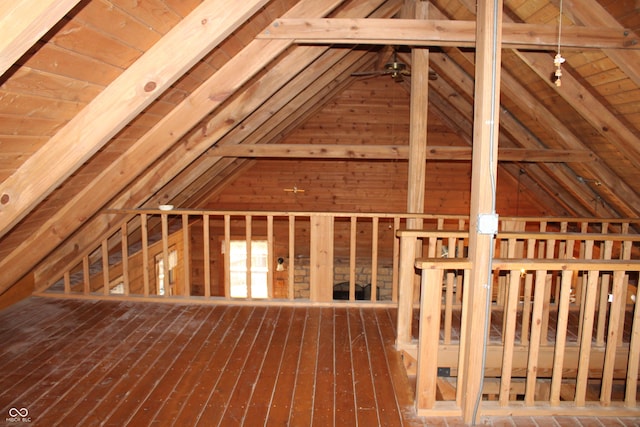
[204,78,549,217]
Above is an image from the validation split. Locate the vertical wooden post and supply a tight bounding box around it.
[416,267,444,409]
[398,0,429,346]
[460,0,503,422]
[397,233,417,347]
[406,6,429,220]
[407,3,429,299]
[310,215,334,302]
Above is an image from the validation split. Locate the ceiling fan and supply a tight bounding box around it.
[351,49,437,82]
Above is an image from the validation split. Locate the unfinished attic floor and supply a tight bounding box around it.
[0,297,639,427]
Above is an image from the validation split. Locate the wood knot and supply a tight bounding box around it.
[1,193,9,205]
[144,81,157,92]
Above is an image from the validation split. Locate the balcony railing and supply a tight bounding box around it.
[39,209,468,304]
[395,220,640,417]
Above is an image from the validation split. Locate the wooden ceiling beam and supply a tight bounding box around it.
[0,0,271,240]
[207,143,594,162]
[0,0,82,76]
[31,0,395,292]
[15,0,355,294]
[258,18,639,50]
[145,5,407,209]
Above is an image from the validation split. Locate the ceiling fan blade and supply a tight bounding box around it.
[350,70,390,77]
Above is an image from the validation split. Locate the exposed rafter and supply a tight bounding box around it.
[0,0,271,239]
[258,18,638,50]
[0,0,82,76]
[208,143,593,162]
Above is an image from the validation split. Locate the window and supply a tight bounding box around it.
[156,248,178,296]
[229,240,269,298]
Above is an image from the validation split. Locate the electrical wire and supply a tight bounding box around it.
[471,0,499,423]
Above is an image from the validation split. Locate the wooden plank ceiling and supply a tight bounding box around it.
[0,0,638,297]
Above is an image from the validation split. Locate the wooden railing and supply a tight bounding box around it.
[396,222,640,417]
[39,210,468,304]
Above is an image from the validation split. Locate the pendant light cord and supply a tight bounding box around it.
[554,0,565,87]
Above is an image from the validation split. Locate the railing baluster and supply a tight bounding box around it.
[161,213,170,297]
[371,217,379,302]
[575,270,600,406]
[288,215,295,300]
[597,240,614,345]
[267,215,274,299]
[141,213,149,297]
[245,215,252,299]
[101,239,109,296]
[121,222,130,296]
[520,239,536,345]
[224,215,231,299]
[625,283,640,407]
[64,271,71,294]
[540,238,556,346]
[181,214,190,296]
[499,268,521,406]
[600,270,626,404]
[83,255,90,295]
[392,217,400,303]
[203,214,210,298]
[349,216,357,301]
[550,269,574,405]
[443,236,456,344]
[525,270,547,405]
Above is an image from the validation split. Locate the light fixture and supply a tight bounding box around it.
[276,257,285,271]
[284,185,305,194]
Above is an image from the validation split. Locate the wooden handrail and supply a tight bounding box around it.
[415,258,640,271]
[399,229,640,241]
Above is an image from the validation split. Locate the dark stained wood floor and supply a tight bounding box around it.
[1,297,639,427]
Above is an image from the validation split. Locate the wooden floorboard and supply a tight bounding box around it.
[1,297,640,426]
